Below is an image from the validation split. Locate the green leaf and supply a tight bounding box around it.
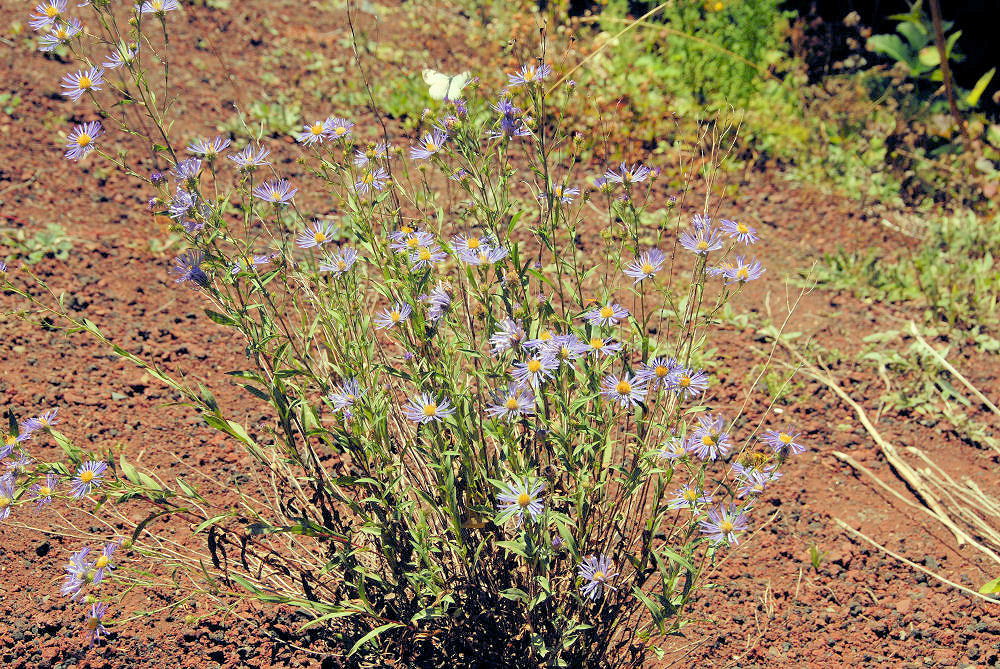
[966,68,996,107]
[347,623,404,657]
[119,454,141,486]
[204,309,238,327]
[979,576,1000,594]
[866,34,913,68]
[918,45,940,68]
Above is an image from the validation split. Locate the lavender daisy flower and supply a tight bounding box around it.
[84,602,109,646]
[71,460,107,499]
[488,98,532,139]
[353,142,389,167]
[168,187,196,221]
[507,62,552,87]
[318,247,359,276]
[458,245,508,266]
[374,303,412,330]
[23,408,60,431]
[426,282,452,322]
[735,468,780,498]
[0,476,13,521]
[28,473,57,509]
[2,432,30,460]
[449,167,468,182]
[64,121,102,161]
[721,256,765,285]
[172,157,202,181]
[762,428,806,455]
[601,373,647,408]
[296,120,329,145]
[451,233,493,255]
[409,128,448,160]
[354,167,388,195]
[329,378,365,413]
[623,249,667,284]
[296,220,338,249]
[489,319,526,355]
[542,334,588,369]
[668,366,709,399]
[593,175,616,194]
[389,229,434,254]
[667,484,713,510]
[511,355,558,388]
[720,219,759,245]
[579,554,618,600]
[61,66,104,102]
[39,18,82,52]
[485,383,535,422]
[230,253,275,275]
[409,244,446,271]
[171,250,209,288]
[637,357,678,391]
[688,413,731,461]
[656,437,688,461]
[524,329,556,351]
[691,214,712,231]
[29,0,67,32]
[228,144,270,170]
[102,43,137,69]
[497,478,545,526]
[679,225,724,255]
[5,453,33,474]
[603,161,651,186]
[538,184,580,204]
[324,117,354,140]
[699,505,749,545]
[91,541,118,584]
[138,0,179,15]
[187,136,231,159]
[62,547,92,599]
[584,302,629,327]
[585,336,622,358]
[252,179,297,205]
[403,393,455,424]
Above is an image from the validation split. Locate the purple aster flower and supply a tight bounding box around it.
[485,383,536,422]
[171,250,209,288]
[688,413,731,461]
[601,373,648,408]
[296,120,329,145]
[524,329,557,351]
[497,478,545,526]
[699,505,749,545]
[71,460,107,499]
[540,334,588,369]
[457,245,508,266]
[374,302,412,330]
[102,43,137,70]
[91,541,118,584]
[84,602,109,646]
[735,467,781,498]
[679,225,724,255]
[667,484,713,510]
[150,170,166,185]
[172,157,202,181]
[656,437,688,461]
[409,128,448,160]
[324,117,354,140]
[353,142,390,167]
[624,249,667,284]
[584,302,629,327]
[138,0,179,14]
[511,355,558,388]
[488,98,532,139]
[0,476,14,521]
[228,144,270,171]
[720,219,759,245]
[409,243,446,271]
[252,178,297,205]
[39,18,82,52]
[354,167,389,195]
[449,167,468,182]
[403,393,455,424]
[637,357,678,391]
[60,66,104,102]
[720,256,765,285]
[691,214,711,231]
[23,408,60,432]
[538,184,580,204]
[762,428,806,456]
[5,453,33,474]
[29,0,67,32]
[328,378,364,413]
[451,233,493,255]
[668,366,709,399]
[187,136,231,159]
[318,247,359,276]
[168,187,197,221]
[507,62,552,87]
[389,228,434,254]
[593,175,616,194]
[230,252,275,275]
[584,336,622,358]
[28,473,57,509]
[296,220,338,249]
[62,547,92,599]
[603,161,651,186]
[2,432,30,460]
[426,282,452,322]
[578,554,618,600]
[64,121,102,161]
[489,319,526,355]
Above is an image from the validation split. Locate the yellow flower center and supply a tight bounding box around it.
[79,75,92,89]
[600,306,614,319]
[424,141,437,152]
[696,241,708,251]
[527,359,542,373]
[422,403,437,417]
[641,262,654,273]
[400,226,414,235]
[389,310,401,322]
[737,223,748,234]
[0,496,10,508]
[45,5,60,17]
[4,435,15,445]
[616,380,631,394]
[80,470,95,483]
[517,493,531,507]
[684,489,697,501]
[678,376,691,388]
[737,267,749,279]
[333,126,347,136]
[270,189,281,200]
[539,331,552,341]
[310,124,323,135]
[701,434,716,446]
[779,433,792,443]
[76,133,92,147]
[467,238,481,249]
[313,232,326,243]
[55,27,69,39]
[654,365,668,378]
[39,485,51,496]
[477,252,489,263]
[362,173,374,184]
[593,570,605,581]
[418,247,432,261]
[560,346,571,358]
[336,259,347,270]
[590,338,603,349]
[406,237,420,248]
[719,520,734,533]
[505,397,519,410]
[95,555,109,569]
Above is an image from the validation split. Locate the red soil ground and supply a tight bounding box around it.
[2,1,999,667]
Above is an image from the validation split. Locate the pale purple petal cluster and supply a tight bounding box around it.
[374,302,412,330]
[403,393,455,423]
[497,478,545,526]
[579,554,618,600]
[584,303,629,327]
[762,428,806,455]
[699,505,749,545]
[624,249,667,284]
[687,413,731,461]
[485,384,536,422]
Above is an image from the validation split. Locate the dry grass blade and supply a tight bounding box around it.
[906,320,1000,418]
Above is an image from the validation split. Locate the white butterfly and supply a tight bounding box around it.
[422,69,471,102]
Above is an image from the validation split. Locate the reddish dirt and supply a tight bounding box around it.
[3,1,1000,668]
